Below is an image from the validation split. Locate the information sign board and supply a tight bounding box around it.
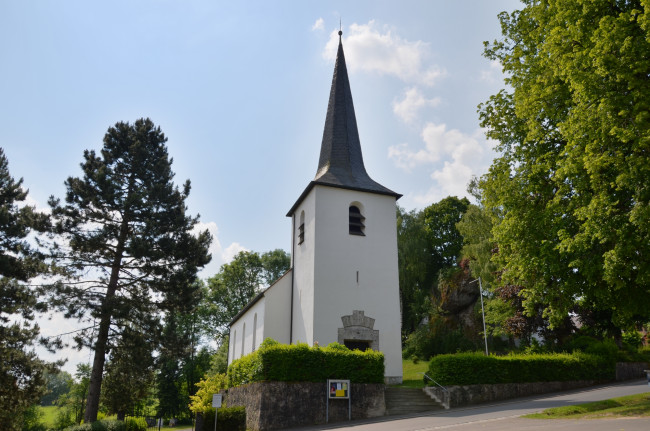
[328,379,350,399]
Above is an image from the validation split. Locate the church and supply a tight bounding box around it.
[228,31,403,384]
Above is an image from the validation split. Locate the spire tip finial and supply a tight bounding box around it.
[339,18,342,37]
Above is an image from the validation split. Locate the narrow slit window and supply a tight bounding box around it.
[349,205,365,236]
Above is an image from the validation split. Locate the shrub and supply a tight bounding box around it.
[227,340,384,387]
[404,318,479,360]
[189,373,228,414]
[124,417,147,431]
[64,420,126,431]
[427,352,614,386]
[200,406,246,431]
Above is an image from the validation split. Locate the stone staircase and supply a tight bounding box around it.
[384,387,444,416]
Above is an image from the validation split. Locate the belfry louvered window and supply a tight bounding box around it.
[298,211,305,244]
[349,205,365,236]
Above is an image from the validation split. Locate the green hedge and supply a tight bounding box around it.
[201,406,246,431]
[228,340,385,387]
[427,352,614,386]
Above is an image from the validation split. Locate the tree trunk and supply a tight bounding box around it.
[83,217,129,423]
[83,287,116,423]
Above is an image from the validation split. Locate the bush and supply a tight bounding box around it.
[124,417,147,431]
[64,420,126,431]
[227,339,384,387]
[201,406,246,431]
[427,352,614,386]
[404,318,479,360]
[189,373,228,414]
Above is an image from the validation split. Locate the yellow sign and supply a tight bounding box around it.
[328,379,350,399]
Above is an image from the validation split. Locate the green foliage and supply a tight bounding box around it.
[188,373,228,414]
[203,250,290,340]
[200,406,246,431]
[427,352,613,386]
[479,0,650,332]
[227,340,384,387]
[21,405,47,431]
[208,336,230,375]
[456,204,497,287]
[0,148,57,431]
[41,371,73,407]
[397,197,471,338]
[123,417,147,431]
[259,249,291,285]
[156,310,210,421]
[64,420,126,431]
[404,317,480,360]
[48,118,212,422]
[56,364,91,428]
[622,331,643,351]
[101,328,155,419]
[397,206,434,337]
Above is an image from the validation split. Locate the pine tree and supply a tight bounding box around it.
[0,148,56,431]
[48,118,212,423]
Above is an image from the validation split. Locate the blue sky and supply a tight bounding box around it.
[1,0,520,371]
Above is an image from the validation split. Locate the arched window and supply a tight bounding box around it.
[298,211,305,245]
[349,205,365,236]
[232,330,237,362]
[241,323,246,356]
[252,313,258,351]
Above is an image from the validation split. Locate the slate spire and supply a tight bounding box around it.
[287,31,400,216]
[313,32,400,197]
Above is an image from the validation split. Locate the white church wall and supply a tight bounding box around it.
[228,297,266,362]
[263,269,292,344]
[291,191,316,345]
[311,186,403,380]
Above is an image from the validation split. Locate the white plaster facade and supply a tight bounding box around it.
[228,270,292,361]
[291,186,402,381]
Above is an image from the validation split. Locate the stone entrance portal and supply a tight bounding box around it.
[338,310,379,351]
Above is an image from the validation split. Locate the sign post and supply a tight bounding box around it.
[212,394,222,431]
[326,379,351,423]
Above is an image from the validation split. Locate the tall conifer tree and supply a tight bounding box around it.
[49,118,211,423]
[0,148,55,431]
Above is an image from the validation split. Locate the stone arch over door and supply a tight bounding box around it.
[338,310,379,351]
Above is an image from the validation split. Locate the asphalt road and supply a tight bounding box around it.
[290,379,650,431]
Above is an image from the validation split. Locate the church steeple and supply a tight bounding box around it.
[313,32,399,197]
[287,32,399,216]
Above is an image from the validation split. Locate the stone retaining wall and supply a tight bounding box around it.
[615,362,649,381]
[425,380,598,408]
[226,382,385,431]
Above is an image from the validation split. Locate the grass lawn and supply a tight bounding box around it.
[396,358,430,388]
[524,392,650,419]
[39,405,59,428]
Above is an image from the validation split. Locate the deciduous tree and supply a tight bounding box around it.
[204,249,289,339]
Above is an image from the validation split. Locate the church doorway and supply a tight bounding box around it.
[344,340,371,351]
[338,310,379,351]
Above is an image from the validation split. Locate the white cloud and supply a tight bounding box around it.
[389,123,496,205]
[222,242,247,263]
[392,87,441,124]
[312,18,324,31]
[479,60,502,84]
[193,221,249,277]
[323,20,445,86]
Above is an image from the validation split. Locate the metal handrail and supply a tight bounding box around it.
[419,372,450,410]
[419,372,448,392]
